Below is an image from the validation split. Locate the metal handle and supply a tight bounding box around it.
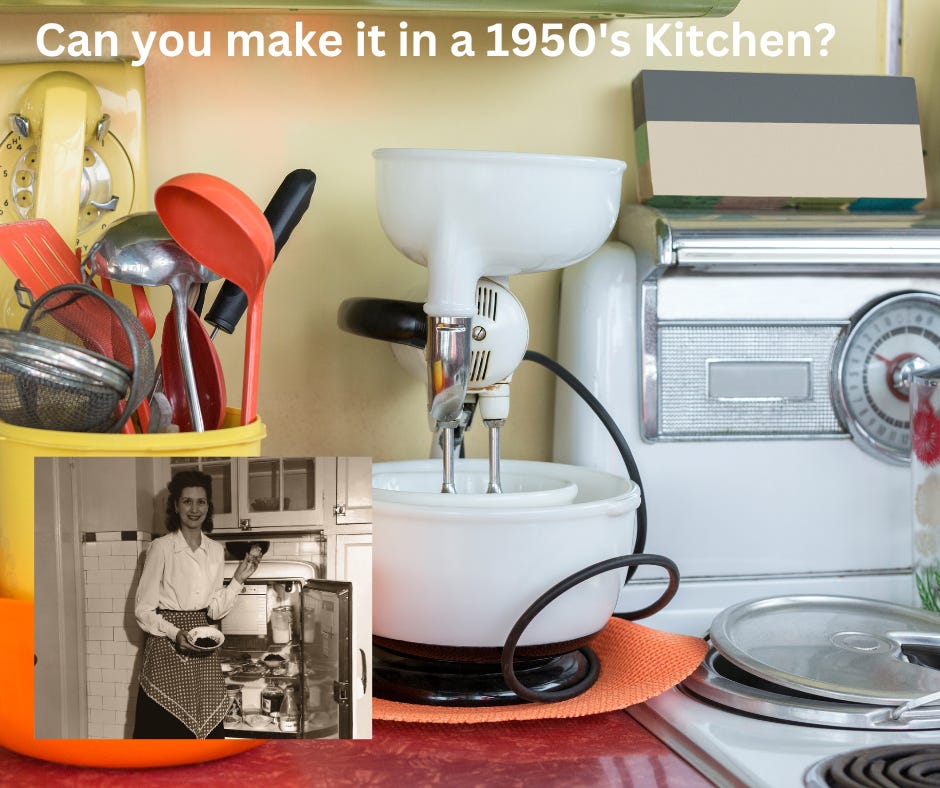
[359,648,368,694]
[336,297,426,348]
[238,518,251,531]
[333,680,350,707]
[888,688,940,720]
[206,169,316,335]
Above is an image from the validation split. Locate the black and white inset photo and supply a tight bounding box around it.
[34,455,372,740]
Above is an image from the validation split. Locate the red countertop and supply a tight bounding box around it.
[0,713,709,787]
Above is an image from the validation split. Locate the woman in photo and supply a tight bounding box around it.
[133,469,261,739]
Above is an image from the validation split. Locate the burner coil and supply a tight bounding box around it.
[807,745,940,787]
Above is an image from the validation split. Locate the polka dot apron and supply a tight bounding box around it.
[138,609,227,739]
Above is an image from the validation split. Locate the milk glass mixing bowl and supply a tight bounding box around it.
[373,458,640,649]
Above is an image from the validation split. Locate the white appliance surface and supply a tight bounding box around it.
[554,224,940,786]
[629,688,938,788]
[554,242,918,590]
[223,559,318,582]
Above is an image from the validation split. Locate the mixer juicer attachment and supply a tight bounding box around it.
[370,147,627,492]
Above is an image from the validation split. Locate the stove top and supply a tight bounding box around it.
[630,596,940,787]
[629,688,940,787]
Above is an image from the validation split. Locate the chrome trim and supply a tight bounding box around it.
[621,206,940,455]
[649,318,847,441]
[620,566,914,586]
[426,314,472,429]
[639,273,661,441]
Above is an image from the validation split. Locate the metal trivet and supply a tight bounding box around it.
[804,745,940,787]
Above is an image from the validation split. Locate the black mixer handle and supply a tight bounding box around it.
[337,297,427,349]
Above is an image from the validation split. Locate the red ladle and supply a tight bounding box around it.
[161,306,226,432]
[155,174,274,425]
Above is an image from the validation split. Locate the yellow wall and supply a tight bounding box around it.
[903,1,940,210]
[0,1,924,460]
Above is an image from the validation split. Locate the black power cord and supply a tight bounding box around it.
[523,349,647,582]
[501,553,680,703]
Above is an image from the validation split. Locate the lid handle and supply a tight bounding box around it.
[886,688,940,721]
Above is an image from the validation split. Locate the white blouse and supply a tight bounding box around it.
[135,530,243,641]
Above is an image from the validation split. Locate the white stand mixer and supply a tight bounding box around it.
[340,148,683,706]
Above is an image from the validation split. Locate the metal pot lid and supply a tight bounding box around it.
[683,649,940,730]
[709,595,940,708]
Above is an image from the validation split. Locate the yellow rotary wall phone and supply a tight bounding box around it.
[0,61,148,325]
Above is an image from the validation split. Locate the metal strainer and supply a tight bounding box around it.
[0,329,131,432]
[19,283,155,432]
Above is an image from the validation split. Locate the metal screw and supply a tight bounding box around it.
[95,114,111,142]
[472,326,486,341]
[9,113,29,138]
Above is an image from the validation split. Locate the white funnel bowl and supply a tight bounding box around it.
[373,459,640,649]
[374,149,626,318]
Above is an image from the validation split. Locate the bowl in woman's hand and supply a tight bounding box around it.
[226,540,270,561]
[189,625,225,652]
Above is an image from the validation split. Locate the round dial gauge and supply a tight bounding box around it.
[832,292,940,465]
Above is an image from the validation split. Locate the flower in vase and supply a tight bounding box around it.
[915,473,940,527]
[914,526,940,561]
[912,399,940,466]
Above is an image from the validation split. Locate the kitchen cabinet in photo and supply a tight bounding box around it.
[160,456,341,532]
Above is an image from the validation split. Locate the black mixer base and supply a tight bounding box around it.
[373,643,599,706]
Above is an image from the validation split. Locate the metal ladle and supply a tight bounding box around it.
[84,212,220,431]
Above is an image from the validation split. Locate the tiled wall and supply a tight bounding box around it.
[269,537,327,574]
[81,530,150,739]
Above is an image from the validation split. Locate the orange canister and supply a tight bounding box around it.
[0,409,266,766]
[0,598,263,767]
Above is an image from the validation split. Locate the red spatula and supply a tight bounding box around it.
[0,218,156,337]
[0,219,82,296]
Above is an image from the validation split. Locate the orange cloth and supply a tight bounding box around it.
[374,617,708,724]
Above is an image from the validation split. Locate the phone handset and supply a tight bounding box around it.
[0,69,137,256]
[10,71,109,248]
